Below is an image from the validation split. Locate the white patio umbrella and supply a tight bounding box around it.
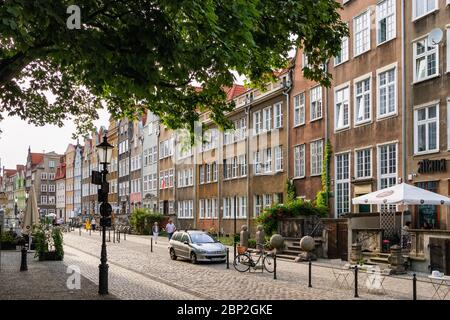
[22,185,40,236]
[352,182,450,230]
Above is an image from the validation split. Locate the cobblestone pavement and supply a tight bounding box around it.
[62,229,450,300]
[0,249,114,300]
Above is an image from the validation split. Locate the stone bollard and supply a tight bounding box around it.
[270,234,284,255]
[295,236,317,262]
[350,243,362,264]
[387,244,406,274]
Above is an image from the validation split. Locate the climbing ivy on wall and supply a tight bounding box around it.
[315,140,332,210]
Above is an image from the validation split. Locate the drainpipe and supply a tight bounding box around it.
[324,62,330,216]
[401,0,407,184]
[245,104,251,235]
[282,70,293,187]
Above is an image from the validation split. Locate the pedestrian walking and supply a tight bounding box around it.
[91,217,97,231]
[165,219,176,240]
[152,222,159,244]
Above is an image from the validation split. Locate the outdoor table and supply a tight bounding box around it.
[428,275,450,300]
[359,266,387,295]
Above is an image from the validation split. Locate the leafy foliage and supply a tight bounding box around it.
[315,140,332,209]
[130,208,163,235]
[0,0,347,136]
[31,224,64,260]
[256,199,327,235]
[286,179,296,204]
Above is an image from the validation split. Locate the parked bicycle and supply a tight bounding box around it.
[233,246,275,273]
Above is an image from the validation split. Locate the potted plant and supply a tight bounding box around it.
[32,224,64,261]
[0,232,17,250]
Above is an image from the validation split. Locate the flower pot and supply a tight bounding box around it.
[0,242,17,250]
[39,251,63,261]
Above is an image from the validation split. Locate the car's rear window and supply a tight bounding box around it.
[172,232,181,241]
[190,233,215,243]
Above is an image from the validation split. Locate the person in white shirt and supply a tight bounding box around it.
[165,219,176,240]
[152,222,159,244]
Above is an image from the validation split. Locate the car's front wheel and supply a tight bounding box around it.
[169,248,177,260]
[190,252,197,264]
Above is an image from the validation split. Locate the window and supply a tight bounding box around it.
[206,163,211,182]
[447,28,450,73]
[355,148,372,179]
[49,185,55,192]
[376,0,396,44]
[239,197,247,218]
[335,34,349,65]
[414,104,439,154]
[413,37,438,83]
[274,103,283,128]
[412,0,438,21]
[311,140,323,176]
[294,144,305,178]
[49,161,55,168]
[41,196,48,204]
[41,172,47,180]
[253,111,262,135]
[448,100,450,150]
[223,198,231,218]
[355,76,372,124]
[254,195,262,217]
[335,85,350,130]
[335,153,350,217]
[239,155,247,176]
[199,165,205,184]
[310,86,322,121]
[263,148,272,173]
[274,146,283,172]
[263,107,272,132]
[294,93,305,126]
[354,10,371,56]
[254,151,261,175]
[378,143,397,190]
[263,194,272,208]
[377,67,397,118]
[48,196,55,205]
[211,163,217,182]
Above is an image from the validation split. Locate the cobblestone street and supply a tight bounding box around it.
[55,230,447,300]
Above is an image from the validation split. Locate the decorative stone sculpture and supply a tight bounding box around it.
[240,225,249,248]
[295,235,317,262]
[270,234,284,254]
[255,225,265,251]
[387,245,406,274]
[350,243,362,263]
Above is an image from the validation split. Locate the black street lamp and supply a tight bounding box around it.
[14,196,18,218]
[234,195,237,258]
[94,134,113,295]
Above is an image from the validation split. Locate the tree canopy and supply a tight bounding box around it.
[0,0,347,135]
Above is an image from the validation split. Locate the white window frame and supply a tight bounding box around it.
[294,92,305,126]
[334,83,351,131]
[310,140,323,176]
[310,86,323,121]
[263,106,272,132]
[335,152,351,217]
[274,102,283,129]
[254,195,262,218]
[354,147,372,179]
[253,111,262,135]
[447,27,450,74]
[239,197,247,218]
[354,73,372,125]
[353,10,371,57]
[412,0,438,22]
[377,142,398,191]
[274,146,283,172]
[414,102,440,155]
[413,35,439,83]
[376,0,396,45]
[334,31,349,66]
[294,144,305,178]
[376,64,397,119]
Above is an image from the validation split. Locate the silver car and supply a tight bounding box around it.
[168,230,227,264]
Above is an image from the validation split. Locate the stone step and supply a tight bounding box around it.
[275,254,297,261]
[369,256,389,264]
[286,246,302,251]
[282,249,302,256]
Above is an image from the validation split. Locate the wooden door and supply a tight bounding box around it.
[429,238,445,273]
[327,223,338,259]
[337,222,348,261]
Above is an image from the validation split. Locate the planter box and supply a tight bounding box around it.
[39,251,63,261]
[0,242,17,250]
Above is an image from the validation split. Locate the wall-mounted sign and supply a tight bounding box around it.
[418,159,447,174]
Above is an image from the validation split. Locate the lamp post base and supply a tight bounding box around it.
[98,263,109,295]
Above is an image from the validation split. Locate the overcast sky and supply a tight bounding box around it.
[0,109,110,169]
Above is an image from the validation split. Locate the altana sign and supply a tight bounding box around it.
[418,159,447,174]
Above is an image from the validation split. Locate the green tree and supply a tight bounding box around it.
[0,0,347,135]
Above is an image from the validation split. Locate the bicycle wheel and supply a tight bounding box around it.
[233,254,251,272]
[263,254,275,273]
